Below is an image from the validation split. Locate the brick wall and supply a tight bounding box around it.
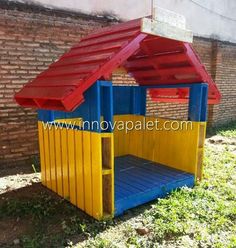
[210,42,236,125]
[0,2,235,168]
[0,2,114,168]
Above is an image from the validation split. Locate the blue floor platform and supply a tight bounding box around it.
[114,155,195,216]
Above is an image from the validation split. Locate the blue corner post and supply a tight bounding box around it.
[100,80,113,132]
[188,83,208,122]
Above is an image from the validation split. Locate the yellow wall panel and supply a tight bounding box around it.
[113,115,206,178]
[38,122,46,186]
[39,122,114,220]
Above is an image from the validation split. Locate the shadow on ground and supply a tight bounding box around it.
[0,181,153,247]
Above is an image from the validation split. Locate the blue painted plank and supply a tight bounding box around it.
[114,155,195,216]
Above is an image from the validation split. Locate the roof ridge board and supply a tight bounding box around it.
[78,18,142,43]
[38,64,99,78]
[50,52,114,68]
[72,29,141,49]
[62,41,124,59]
[27,77,85,87]
[78,25,141,45]
[61,42,122,58]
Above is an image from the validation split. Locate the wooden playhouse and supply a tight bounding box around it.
[15,10,221,219]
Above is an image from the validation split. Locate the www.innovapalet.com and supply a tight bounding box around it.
[42,119,194,133]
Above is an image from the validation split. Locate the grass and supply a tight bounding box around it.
[208,120,236,138]
[0,124,235,247]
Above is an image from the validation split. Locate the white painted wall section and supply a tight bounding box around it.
[9,0,236,43]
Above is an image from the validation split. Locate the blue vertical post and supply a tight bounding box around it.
[88,81,101,132]
[131,87,146,115]
[188,83,208,122]
[200,84,208,122]
[100,81,113,132]
[140,87,147,116]
[38,110,55,122]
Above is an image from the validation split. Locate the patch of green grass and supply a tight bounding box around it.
[0,192,58,219]
[0,191,116,247]
[0,192,90,247]
[208,120,236,138]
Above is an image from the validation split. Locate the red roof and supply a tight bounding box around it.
[15,18,221,111]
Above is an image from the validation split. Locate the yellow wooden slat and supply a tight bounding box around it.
[123,115,130,156]
[54,128,63,197]
[110,133,115,216]
[61,128,69,200]
[135,115,145,158]
[114,115,120,156]
[91,132,103,219]
[43,126,51,189]
[83,131,93,216]
[196,122,207,179]
[102,133,115,218]
[142,117,155,161]
[118,116,126,156]
[54,118,83,126]
[49,127,57,192]
[128,115,139,156]
[75,129,84,210]
[38,122,46,186]
[67,129,77,205]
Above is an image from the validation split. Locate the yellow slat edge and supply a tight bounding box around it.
[110,133,115,216]
[61,128,70,200]
[49,127,57,192]
[83,131,93,216]
[38,122,46,186]
[68,128,77,205]
[43,126,51,189]
[75,129,84,210]
[91,132,103,220]
[55,127,63,197]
